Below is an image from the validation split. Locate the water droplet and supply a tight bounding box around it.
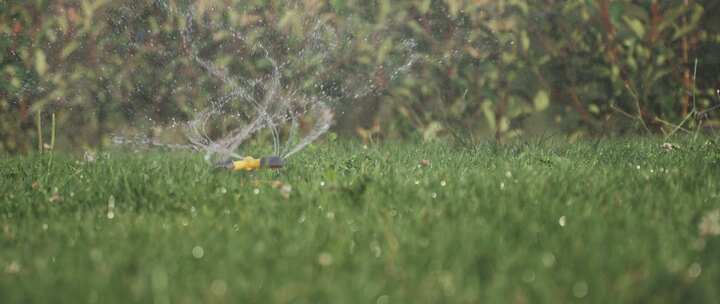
[688,262,702,278]
[522,271,536,283]
[5,261,21,274]
[318,252,333,266]
[107,211,115,219]
[542,252,556,268]
[253,188,260,195]
[326,212,335,220]
[370,241,382,258]
[572,281,589,298]
[42,223,48,230]
[558,216,566,227]
[431,192,437,199]
[192,246,204,259]
[440,180,447,187]
[320,181,325,187]
[280,185,292,199]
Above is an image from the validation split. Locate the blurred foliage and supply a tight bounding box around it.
[1,0,719,153]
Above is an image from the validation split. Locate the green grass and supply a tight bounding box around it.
[2,139,720,303]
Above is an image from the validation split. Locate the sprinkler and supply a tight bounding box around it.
[215,156,284,171]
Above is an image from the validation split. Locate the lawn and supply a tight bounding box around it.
[1,139,719,303]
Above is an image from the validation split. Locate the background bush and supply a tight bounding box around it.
[1,0,719,153]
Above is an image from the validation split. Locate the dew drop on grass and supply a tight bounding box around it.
[431,192,437,199]
[542,253,556,268]
[572,281,588,298]
[522,270,536,283]
[688,262,702,279]
[558,216,566,227]
[253,188,260,195]
[349,240,356,254]
[5,261,21,274]
[326,212,335,220]
[320,181,325,187]
[42,223,48,230]
[106,195,116,219]
[318,252,333,266]
[370,241,382,258]
[440,180,447,187]
[192,246,204,259]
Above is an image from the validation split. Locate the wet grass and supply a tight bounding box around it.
[1,138,720,303]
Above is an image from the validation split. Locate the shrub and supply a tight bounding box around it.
[1,0,718,152]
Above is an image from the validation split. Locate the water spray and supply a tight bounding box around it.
[110,6,417,168]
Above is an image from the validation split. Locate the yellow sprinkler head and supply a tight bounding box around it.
[215,156,284,171]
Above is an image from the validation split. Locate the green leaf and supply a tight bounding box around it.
[34,49,48,76]
[534,90,550,111]
[672,5,704,41]
[422,122,443,141]
[61,41,80,59]
[482,99,495,129]
[609,2,624,26]
[623,17,645,38]
[417,0,431,14]
[521,31,530,53]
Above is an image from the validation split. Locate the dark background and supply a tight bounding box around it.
[1,0,719,153]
